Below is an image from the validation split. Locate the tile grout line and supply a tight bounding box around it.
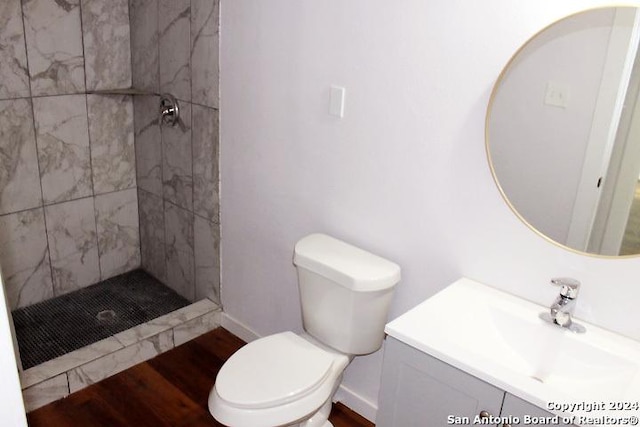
[127,0,143,273]
[0,186,139,219]
[157,0,170,292]
[77,0,104,283]
[190,0,196,303]
[0,93,220,111]
[18,0,57,305]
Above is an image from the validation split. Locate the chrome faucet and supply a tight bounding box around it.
[539,277,586,333]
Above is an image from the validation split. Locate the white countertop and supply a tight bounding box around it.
[385,278,640,424]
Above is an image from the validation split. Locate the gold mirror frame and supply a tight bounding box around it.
[486,6,640,259]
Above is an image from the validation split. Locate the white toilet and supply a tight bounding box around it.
[209,233,401,427]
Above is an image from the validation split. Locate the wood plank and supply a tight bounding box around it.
[27,386,132,427]
[331,402,374,427]
[96,363,205,427]
[146,339,224,408]
[27,328,374,427]
[192,327,246,360]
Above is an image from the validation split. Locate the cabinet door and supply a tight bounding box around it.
[377,337,504,427]
[501,394,577,427]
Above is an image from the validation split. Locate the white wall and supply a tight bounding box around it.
[220,0,640,421]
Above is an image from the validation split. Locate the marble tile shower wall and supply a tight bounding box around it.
[130,0,221,304]
[0,0,139,309]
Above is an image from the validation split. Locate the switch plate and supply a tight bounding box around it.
[329,86,345,118]
[544,81,569,108]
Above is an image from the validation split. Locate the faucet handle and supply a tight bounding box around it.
[550,277,580,299]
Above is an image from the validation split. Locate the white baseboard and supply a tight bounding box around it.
[220,313,260,343]
[220,313,378,423]
[334,384,377,424]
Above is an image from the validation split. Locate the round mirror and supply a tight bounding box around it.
[487,6,640,257]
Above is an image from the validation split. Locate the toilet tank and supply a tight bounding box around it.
[293,234,401,355]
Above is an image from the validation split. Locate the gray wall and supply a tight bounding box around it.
[0,0,138,310]
[131,0,221,304]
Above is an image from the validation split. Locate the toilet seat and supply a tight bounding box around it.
[215,332,334,409]
[210,332,350,427]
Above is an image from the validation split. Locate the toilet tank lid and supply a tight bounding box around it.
[293,233,401,292]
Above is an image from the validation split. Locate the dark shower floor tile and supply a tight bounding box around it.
[12,269,191,370]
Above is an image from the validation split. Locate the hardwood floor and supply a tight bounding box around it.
[27,328,374,427]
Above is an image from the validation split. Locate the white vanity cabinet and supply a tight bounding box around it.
[377,337,569,427]
[500,393,560,423]
[377,278,640,427]
[377,336,504,426]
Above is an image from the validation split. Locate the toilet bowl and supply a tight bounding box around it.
[209,234,400,427]
[209,332,350,427]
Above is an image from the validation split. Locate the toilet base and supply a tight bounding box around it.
[298,399,332,427]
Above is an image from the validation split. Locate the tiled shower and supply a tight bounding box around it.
[0,0,221,404]
[131,0,221,304]
[0,0,140,309]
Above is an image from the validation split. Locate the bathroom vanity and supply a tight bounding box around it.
[377,278,640,427]
[378,336,557,426]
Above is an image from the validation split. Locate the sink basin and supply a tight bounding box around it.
[490,306,637,400]
[385,278,640,421]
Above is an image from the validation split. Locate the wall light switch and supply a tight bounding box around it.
[544,81,569,108]
[329,86,345,118]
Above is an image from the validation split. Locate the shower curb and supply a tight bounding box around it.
[20,298,221,412]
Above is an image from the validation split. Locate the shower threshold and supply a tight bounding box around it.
[13,269,221,412]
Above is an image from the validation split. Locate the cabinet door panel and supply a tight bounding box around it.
[377,337,504,427]
[501,394,577,427]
